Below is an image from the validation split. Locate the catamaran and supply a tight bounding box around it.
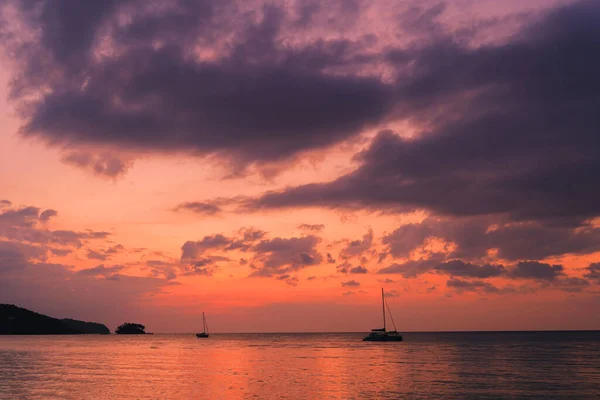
[363,288,403,341]
[196,312,209,338]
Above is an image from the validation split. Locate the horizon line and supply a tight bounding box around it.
[136,329,600,334]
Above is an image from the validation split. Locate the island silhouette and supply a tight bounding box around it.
[1,304,110,334]
[115,322,147,334]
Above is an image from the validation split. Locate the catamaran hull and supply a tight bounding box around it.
[196,333,209,338]
[363,335,403,342]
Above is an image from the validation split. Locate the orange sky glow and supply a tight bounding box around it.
[0,0,598,333]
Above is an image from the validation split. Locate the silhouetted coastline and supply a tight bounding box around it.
[0,304,110,334]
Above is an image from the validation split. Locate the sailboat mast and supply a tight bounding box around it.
[382,288,386,331]
[202,312,206,333]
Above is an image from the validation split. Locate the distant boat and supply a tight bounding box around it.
[363,288,403,341]
[196,312,209,338]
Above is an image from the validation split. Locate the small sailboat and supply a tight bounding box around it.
[196,312,209,338]
[363,288,403,341]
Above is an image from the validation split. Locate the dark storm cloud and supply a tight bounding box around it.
[19,0,121,65]
[245,0,600,225]
[4,0,392,171]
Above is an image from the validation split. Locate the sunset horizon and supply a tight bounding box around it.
[1,0,599,336]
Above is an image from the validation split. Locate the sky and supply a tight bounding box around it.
[0,0,599,333]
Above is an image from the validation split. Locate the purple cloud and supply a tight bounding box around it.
[250,235,322,277]
[3,0,392,174]
[236,1,600,258]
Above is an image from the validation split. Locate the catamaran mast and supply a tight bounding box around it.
[382,288,386,331]
[385,296,398,332]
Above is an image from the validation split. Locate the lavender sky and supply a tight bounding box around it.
[0,0,599,332]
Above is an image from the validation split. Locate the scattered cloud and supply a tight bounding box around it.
[298,224,325,232]
[62,151,132,179]
[507,261,564,281]
[349,265,368,274]
[584,263,600,284]
[276,274,299,286]
[447,279,500,294]
[0,204,110,250]
[340,228,373,258]
[175,202,222,216]
[181,234,232,260]
[77,264,125,278]
[341,280,360,287]
[39,209,58,222]
[86,249,108,261]
[250,235,322,277]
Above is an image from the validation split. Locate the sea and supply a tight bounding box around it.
[0,331,599,399]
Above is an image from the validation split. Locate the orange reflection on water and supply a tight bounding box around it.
[1,332,599,399]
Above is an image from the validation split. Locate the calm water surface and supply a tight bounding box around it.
[1,331,599,399]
